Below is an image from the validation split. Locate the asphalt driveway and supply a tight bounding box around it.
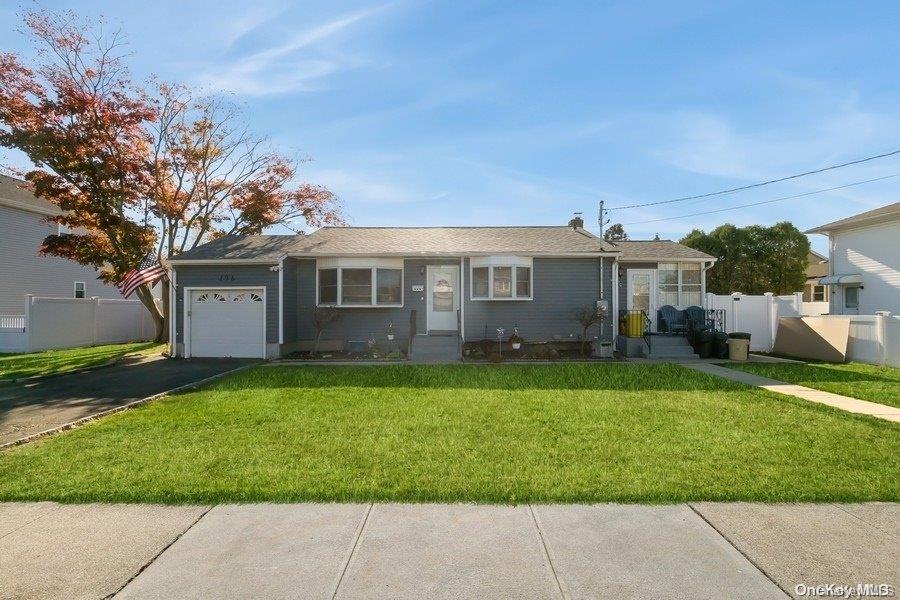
[0,357,257,445]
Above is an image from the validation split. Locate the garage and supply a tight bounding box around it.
[186,288,265,358]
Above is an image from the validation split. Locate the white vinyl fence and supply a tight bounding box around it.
[705,292,899,366]
[0,295,158,353]
[705,292,803,352]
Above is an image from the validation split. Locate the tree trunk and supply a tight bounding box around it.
[135,285,166,343]
[160,278,170,346]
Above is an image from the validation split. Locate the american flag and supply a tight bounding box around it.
[117,252,167,299]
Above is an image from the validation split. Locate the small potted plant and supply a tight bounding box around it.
[509,325,523,351]
[386,322,395,341]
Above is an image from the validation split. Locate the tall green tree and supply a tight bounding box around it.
[681,222,809,295]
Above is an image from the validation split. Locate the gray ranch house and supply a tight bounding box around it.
[167,215,714,359]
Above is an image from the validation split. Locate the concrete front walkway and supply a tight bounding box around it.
[684,362,900,423]
[1,502,897,599]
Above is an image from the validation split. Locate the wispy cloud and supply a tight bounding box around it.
[196,5,389,96]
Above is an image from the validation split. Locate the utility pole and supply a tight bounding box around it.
[598,200,609,238]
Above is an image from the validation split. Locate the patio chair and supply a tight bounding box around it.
[684,306,708,342]
[658,305,686,334]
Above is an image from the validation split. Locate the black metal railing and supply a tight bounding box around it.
[705,309,726,333]
[619,309,652,355]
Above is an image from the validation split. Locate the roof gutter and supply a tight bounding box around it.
[168,258,280,266]
[284,251,620,258]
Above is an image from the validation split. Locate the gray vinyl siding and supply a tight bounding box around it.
[463,257,614,343]
[173,264,279,345]
[282,258,300,344]
[0,204,120,314]
[617,262,658,314]
[294,258,459,343]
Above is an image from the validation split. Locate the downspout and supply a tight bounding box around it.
[459,256,465,342]
[168,267,177,356]
[278,256,285,346]
[612,258,619,337]
[599,256,604,341]
[701,260,714,307]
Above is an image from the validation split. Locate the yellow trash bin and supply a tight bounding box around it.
[623,312,644,338]
[726,338,750,361]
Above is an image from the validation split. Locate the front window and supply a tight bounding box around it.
[813,285,826,302]
[341,269,372,305]
[472,267,489,298]
[376,268,402,305]
[657,262,702,307]
[74,281,85,299]
[470,257,533,300]
[493,266,512,298]
[318,269,338,304]
[317,260,403,307]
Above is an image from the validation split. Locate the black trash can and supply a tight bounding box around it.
[728,332,752,340]
[713,332,729,359]
[695,330,714,358]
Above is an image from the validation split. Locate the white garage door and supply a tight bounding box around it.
[188,289,265,358]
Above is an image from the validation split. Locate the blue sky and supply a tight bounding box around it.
[3,1,900,252]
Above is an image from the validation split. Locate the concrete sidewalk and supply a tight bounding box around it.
[1,502,896,599]
[683,362,900,423]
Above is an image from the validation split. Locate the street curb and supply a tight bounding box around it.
[0,363,255,451]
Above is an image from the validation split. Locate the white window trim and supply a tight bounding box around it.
[657,263,702,308]
[73,281,86,299]
[469,256,534,301]
[316,258,404,308]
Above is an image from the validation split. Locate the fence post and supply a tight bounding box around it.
[793,291,803,315]
[730,292,741,333]
[24,294,33,352]
[91,297,100,345]
[764,292,776,352]
[875,311,889,366]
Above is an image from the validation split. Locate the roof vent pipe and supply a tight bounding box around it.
[569,212,584,229]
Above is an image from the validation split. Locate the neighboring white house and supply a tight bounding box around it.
[0,174,121,314]
[805,202,900,316]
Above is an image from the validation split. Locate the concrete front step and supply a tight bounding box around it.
[648,351,700,358]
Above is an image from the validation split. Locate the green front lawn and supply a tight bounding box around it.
[0,342,165,381]
[723,361,900,408]
[0,364,896,504]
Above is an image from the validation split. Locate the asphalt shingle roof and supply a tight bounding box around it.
[170,226,614,261]
[607,240,714,261]
[805,201,900,234]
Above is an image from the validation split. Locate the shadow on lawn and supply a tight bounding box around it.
[735,363,899,385]
[214,363,740,392]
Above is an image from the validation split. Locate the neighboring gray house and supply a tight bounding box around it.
[0,175,120,315]
[167,214,715,358]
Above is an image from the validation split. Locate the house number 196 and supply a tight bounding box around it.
[218,274,236,282]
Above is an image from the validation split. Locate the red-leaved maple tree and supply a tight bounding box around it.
[0,10,343,342]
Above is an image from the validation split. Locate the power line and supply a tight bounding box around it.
[608,149,900,211]
[622,173,900,226]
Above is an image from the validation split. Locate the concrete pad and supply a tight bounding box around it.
[118,503,368,600]
[693,503,900,598]
[336,503,560,599]
[533,504,785,600]
[0,501,59,537]
[0,502,208,600]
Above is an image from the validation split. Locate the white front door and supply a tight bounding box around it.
[187,288,265,358]
[426,265,459,332]
[626,269,657,332]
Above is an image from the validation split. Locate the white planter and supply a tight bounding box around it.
[511,342,521,350]
[387,334,395,341]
